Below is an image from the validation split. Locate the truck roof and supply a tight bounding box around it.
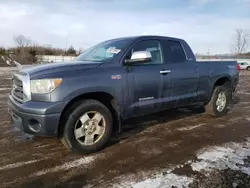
[108,35,184,42]
[134,35,183,41]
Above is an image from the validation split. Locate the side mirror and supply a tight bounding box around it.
[124,51,152,65]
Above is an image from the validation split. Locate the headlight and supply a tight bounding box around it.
[30,79,62,94]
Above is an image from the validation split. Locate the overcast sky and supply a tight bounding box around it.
[0,0,250,54]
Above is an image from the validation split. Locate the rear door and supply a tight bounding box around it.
[166,40,199,107]
[124,39,171,118]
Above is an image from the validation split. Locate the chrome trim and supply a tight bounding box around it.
[12,92,23,103]
[14,71,31,102]
[160,70,171,74]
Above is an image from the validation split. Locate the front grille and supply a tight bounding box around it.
[12,76,24,103]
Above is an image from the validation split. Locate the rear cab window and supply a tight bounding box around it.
[167,40,187,63]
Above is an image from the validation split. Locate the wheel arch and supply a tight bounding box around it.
[214,76,231,88]
[207,76,232,103]
[58,92,121,137]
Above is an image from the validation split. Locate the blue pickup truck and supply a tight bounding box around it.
[8,35,240,153]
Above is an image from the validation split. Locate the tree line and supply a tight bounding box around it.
[0,35,83,65]
[0,29,250,65]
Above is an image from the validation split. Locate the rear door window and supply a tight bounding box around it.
[168,40,187,63]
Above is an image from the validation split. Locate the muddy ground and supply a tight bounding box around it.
[0,67,250,188]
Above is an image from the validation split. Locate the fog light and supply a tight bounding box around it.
[28,119,41,132]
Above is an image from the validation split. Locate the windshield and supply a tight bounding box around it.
[75,38,132,62]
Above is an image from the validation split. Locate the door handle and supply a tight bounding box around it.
[160,70,171,74]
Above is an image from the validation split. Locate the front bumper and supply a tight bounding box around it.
[8,95,67,137]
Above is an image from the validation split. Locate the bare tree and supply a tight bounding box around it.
[232,28,249,55]
[13,35,31,48]
[78,48,84,55]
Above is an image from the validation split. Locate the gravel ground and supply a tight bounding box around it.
[0,68,250,188]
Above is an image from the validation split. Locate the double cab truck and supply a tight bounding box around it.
[8,35,240,153]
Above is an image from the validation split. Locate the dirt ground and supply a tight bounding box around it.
[0,67,250,188]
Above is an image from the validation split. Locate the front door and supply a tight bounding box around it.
[124,39,171,118]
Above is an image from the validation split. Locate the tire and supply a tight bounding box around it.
[205,86,229,117]
[61,99,113,154]
[247,67,250,71]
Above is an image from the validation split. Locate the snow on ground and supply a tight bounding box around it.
[13,60,22,69]
[115,138,250,188]
[191,139,250,174]
[6,60,10,65]
[0,67,18,76]
[237,91,250,95]
[0,160,40,171]
[32,155,99,177]
[0,88,11,91]
[0,56,16,67]
[0,56,25,70]
[121,173,193,188]
[177,123,206,131]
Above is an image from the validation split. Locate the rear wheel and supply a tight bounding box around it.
[205,86,229,117]
[247,67,250,71]
[61,100,113,154]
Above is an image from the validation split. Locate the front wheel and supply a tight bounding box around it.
[247,67,250,71]
[61,100,113,154]
[205,86,229,117]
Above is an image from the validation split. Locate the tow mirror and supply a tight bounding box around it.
[124,51,152,65]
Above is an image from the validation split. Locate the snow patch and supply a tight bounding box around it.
[166,140,182,148]
[0,88,11,91]
[240,102,250,105]
[191,140,250,175]
[118,173,193,188]
[13,60,22,69]
[177,123,205,131]
[133,173,192,188]
[0,160,39,171]
[0,56,18,67]
[213,124,226,128]
[116,139,250,188]
[140,147,162,155]
[237,91,250,95]
[229,117,242,123]
[0,67,18,76]
[32,156,97,176]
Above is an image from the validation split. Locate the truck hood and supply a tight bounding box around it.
[20,61,101,79]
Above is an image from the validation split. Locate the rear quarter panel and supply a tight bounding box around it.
[196,60,239,102]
